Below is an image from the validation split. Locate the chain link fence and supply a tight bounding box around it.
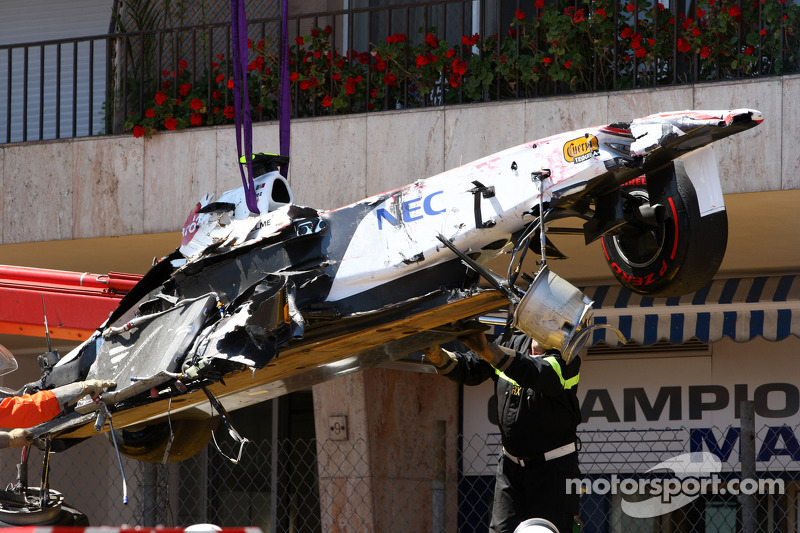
[2,423,797,532]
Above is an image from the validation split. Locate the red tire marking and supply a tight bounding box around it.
[668,196,679,260]
[601,236,610,260]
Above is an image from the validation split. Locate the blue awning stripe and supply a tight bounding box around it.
[670,313,684,344]
[775,276,794,301]
[746,277,767,303]
[777,309,792,339]
[750,309,764,339]
[585,275,800,346]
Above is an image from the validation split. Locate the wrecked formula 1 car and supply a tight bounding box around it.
[0,109,761,522]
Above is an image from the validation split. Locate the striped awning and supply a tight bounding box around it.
[583,275,800,346]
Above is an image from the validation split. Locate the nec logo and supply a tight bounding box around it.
[375,190,445,229]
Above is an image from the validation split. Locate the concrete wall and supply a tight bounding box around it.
[1,75,798,245]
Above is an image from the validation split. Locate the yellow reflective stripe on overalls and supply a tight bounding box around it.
[495,368,519,387]
[543,356,580,389]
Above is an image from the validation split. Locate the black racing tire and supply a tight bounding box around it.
[47,503,90,526]
[109,413,219,463]
[600,160,728,297]
[0,489,89,527]
[0,505,89,527]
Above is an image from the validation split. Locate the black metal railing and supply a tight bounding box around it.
[2,0,798,144]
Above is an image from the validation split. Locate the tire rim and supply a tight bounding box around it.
[610,190,666,269]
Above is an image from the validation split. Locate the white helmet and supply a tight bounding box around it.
[184,524,222,533]
[0,344,18,377]
[514,518,560,533]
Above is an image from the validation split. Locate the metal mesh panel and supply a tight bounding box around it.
[2,423,797,531]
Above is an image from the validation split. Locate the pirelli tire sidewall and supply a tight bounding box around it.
[601,161,728,297]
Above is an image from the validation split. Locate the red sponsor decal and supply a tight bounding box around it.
[181,202,201,247]
[621,176,647,187]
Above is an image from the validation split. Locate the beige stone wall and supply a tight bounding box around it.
[312,367,460,532]
[1,75,797,245]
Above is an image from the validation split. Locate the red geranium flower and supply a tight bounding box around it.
[179,83,191,97]
[216,74,225,83]
[190,98,203,111]
[543,56,553,64]
[227,79,234,89]
[677,38,691,52]
[564,60,572,69]
[462,34,479,46]
[133,125,145,138]
[426,33,438,47]
[595,8,607,18]
[515,9,526,20]
[535,0,544,8]
[384,73,397,86]
[164,117,177,130]
[728,5,742,18]
[322,95,332,108]
[299,80,311,91]
[700,46,711,58]
[223,106,235,119]
[190,113,202,126]
[179,59,188,70]
[155,91,168,105]
[290,72,299,82]
[621,27,633,39]
[145,108,155,118]
[295,36,304,46]
[625,3,635,12]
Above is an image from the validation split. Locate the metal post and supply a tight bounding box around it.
[740,400,756,533]
[432,420,446,533]
[142,462,158,526]
[271,398,279,533]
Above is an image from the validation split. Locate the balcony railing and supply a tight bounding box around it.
[2,0,798,144]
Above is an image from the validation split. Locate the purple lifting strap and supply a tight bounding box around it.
[279,0,290,178]
[231,0,259,214]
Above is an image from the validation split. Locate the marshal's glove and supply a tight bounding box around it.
[52,379,116,409]
[0,428,33,449]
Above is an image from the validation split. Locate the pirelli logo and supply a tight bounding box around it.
[563,134,600,164]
